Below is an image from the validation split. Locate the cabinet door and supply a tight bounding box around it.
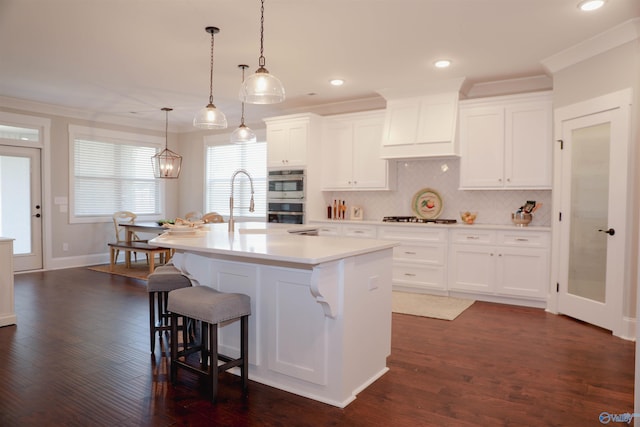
[381,98,421,147]
[504,101,552,188]
[496,247,548,299]
[321,120,353,189]
[267,121,308,168]
[449,244,495,293]
[352,116,387,188]
[459,106,505,188]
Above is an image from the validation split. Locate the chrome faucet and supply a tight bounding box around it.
[228,169,255,232]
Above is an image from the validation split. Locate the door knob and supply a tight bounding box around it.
[598,228,615,236]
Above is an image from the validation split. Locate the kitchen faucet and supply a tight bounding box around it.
[228,169,255,232]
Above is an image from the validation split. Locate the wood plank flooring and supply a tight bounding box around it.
[0,267,634,426]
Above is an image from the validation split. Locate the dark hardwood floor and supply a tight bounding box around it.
[0,267,634,426]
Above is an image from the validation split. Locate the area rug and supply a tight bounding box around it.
[88,262,151,281]
[392,292,475,320]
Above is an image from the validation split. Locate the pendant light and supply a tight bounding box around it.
[231,64,257,144]
[193,26,227,129]
[239,0,285,104]
[152,108,182,179]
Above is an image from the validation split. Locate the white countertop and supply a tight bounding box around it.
[311,219,551,232]
[149,222,397,266]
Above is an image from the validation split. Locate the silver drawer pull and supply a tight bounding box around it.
[466,236,480,240]
[354,230,365,234]
[515,238,529,242]
[404,273,416,277]
[404,251,417,255]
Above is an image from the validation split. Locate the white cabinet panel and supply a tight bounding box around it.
[459,92,552,189]
[449,228,549,300]
[263,268,327,385]
[265,113,321,168]
[380,92,460,158]
[322,111,394,190]
[0,239,16,327]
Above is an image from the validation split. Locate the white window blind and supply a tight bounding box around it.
[69,125,162,222]
[205,141,267,218]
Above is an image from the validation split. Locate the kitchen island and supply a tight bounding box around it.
[149,222,397,408]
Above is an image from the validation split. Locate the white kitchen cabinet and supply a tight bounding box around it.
[459,92,552,189]
[378,226,448,292]
[448,228,549,301]
[322,111,395,190]
[0,238,16,327]
[380,92,460,159]
[264,113,322,168]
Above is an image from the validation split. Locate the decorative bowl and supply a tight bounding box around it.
[460,211,478,225]
[512,212,532,227]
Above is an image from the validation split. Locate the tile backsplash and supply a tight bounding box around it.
[325,158,552,226]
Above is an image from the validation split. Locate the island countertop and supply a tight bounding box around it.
[149,222,397,266]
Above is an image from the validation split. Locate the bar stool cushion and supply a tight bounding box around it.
[168,286,251,324]
[148,265,192,292]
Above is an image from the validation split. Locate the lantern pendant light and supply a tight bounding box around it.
[193,26,227,129]
[239,0,285,104]
[231,64,257,144]
[152,108,182,179]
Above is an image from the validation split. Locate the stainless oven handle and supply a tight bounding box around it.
[268,211,304,215]
[268,175,304,181]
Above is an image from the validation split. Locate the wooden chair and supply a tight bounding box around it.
[202,212,224,223]
[112,211,146,264]
[184,211,203,222]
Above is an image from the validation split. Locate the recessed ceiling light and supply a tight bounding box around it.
[577,0,606,11]
[330,79,345,86]
[434,59,451,69]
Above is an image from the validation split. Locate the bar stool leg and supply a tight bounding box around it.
[170,312,178,384]
[149,293,157,354]
[241,315,248,394]
[210,322,218,402]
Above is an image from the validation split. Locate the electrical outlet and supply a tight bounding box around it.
[368,275,379,291]
[63,243,69,251]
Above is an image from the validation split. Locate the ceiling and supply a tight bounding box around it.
[0,0,638,132]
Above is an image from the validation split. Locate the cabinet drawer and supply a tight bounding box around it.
[378,226,447,243]
[316,224,341,236]
[393,244,445,265]
[497,230,550,248]
[392,263,446,290]
[343,225,377,238]
[450,229,495,245]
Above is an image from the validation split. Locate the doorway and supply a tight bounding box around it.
[0,145,43,271]
[553,89,632,335]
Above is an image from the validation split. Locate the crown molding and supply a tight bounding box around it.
[0,95,167,132]
[542,18,640,74]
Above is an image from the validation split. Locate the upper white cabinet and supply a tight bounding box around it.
[322,111,396,191]
[459,92,553,189]
[264,113,322,169]
[380,92,460,159]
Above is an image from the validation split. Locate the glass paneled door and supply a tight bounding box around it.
[0,145,42,271]
[556,103,629,332]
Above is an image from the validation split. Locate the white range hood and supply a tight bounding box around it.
[377,77,465,159]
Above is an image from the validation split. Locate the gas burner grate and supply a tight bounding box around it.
[382,216,457,224]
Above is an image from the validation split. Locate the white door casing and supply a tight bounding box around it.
[550,89,633,337]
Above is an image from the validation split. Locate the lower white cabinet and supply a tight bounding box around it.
[378,226,447,292]
[310,221,551,306]
[0,238,16,327]
[448,228,550,301]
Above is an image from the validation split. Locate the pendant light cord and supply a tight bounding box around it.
[240,65,246,125]
[209,30,215,104]
[258,0,266,68]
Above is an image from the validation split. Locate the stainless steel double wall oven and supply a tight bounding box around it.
[267,169,305,224]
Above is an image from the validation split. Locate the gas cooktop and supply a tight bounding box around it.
[382,216,457,224]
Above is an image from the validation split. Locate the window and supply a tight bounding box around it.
[69,125,163,223]
[205,139,266,219]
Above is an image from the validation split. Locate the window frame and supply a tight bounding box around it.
[68,125,165,224]
[203,133,267,221]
